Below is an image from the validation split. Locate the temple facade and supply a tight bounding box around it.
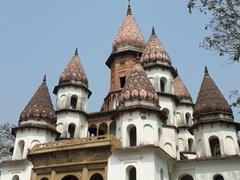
[0,3,240,180]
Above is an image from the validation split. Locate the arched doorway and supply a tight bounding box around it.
[179,174,194,180]
[62,175,79,180]
[99,123,108,136]
[90,173,104,180]
[88,124,97,137]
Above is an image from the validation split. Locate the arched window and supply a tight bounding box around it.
[99,123,108,136]
[160,77,167,93]
[162,108,170,124]
[12,175,19,180]
[90,173,104,180]
[88,124,97,137]
[179,174,194,180]
[160,168,164,180]
[40,178,49,180]
[70,95,78,109]
[61,175,79,180]
[127,125,137,147]
[185,113,191,126]
[188,138,194,152]
[213,174,224,180]
[68,123,76,138]
[209,136,221,157]
[15,140,25,159]
[109,121,116,136]
[126,166,136,180]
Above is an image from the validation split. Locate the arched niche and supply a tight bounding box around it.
[30,140,40,149]
[143,124,154,144]
[15,140,25,159]
[225,136,235,155]
[197,139,204,157]
[164,143,173,157]
[178,138,184,152]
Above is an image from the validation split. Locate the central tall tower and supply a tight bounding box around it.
[101,4,146,111]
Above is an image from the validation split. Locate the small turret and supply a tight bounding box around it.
[12,76,58,161]
[54,49,91,139]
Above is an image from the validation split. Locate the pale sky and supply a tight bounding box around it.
[0,0,239,124]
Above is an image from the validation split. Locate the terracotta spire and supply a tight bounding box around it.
[112,4,145,53]
[141,27,171,66]
[20,75,56,126]
[174,75,192,102]
[59,49,88,87]
[193,67,233,119]
[119,63,159,105]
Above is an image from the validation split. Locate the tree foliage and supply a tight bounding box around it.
[187,0,240,62]
[0,123,15,161]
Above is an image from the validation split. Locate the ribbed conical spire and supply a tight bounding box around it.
[141,27,171,65]
[119,63,159,105]
[59,49,88,87]
[112,4,145,52]
[20,76,56,126]
[174,75,192,102]
[193,67,233,119]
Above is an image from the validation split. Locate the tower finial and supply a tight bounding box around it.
[127,0,132,15]
[152,26,156,35]
[205,66,209,75]
[74,48,78,56]
[43,74,47,84]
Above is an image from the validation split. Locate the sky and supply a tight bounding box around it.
[0,0,239,125]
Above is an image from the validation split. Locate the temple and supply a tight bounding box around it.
[0,3,240,180]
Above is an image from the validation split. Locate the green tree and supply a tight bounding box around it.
[187,0,240,62]
[0,123,15,161]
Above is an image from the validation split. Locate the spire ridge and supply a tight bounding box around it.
[74,48,78,56]
[127,0,132,15]
[43,74,47,84]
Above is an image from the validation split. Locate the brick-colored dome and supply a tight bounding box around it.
[174,75,192,102]
[119,63,159,104]
[112,5,145,53]
[20,76,56,126]
[141,27,171,65]
[193,67,233,119]
[59,49,88,87]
